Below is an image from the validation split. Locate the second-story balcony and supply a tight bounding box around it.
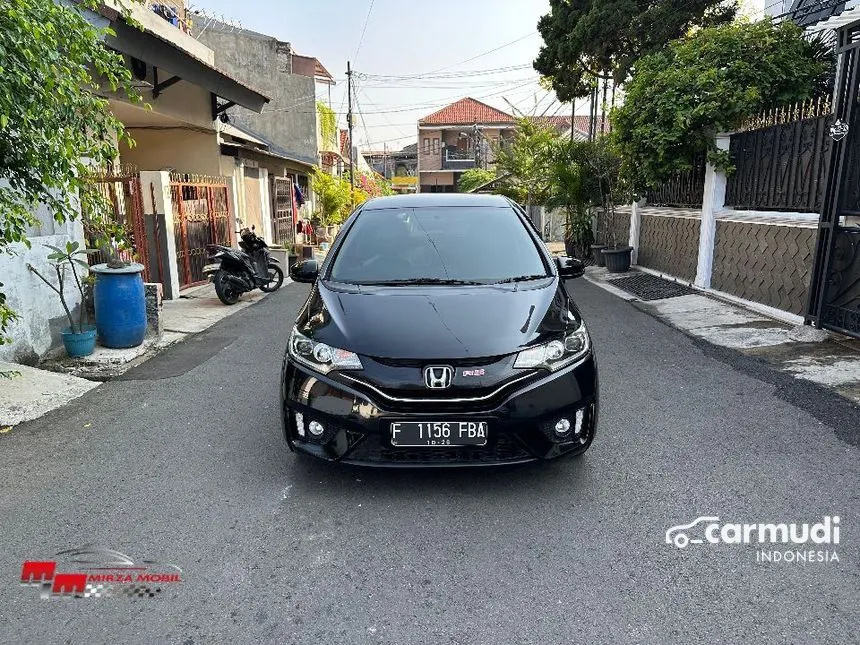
[442,148,476,170]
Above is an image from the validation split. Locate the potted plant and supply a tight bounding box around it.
[27,242,97,357]
[586,138,632,273]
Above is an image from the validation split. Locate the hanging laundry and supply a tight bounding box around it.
[294,183,305,207]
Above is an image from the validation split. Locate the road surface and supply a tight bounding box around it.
[1,280,858,644]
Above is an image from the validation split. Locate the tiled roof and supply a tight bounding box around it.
[572,115,611,137]
[419,97,515,125]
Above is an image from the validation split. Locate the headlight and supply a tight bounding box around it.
[288,327,363,373]
[513,324,590,371]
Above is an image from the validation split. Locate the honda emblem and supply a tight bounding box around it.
[424,365,453,389]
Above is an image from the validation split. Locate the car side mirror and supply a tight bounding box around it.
[556,255,585,279]
[289,259,319,283]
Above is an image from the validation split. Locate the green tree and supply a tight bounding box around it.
[457,168,496,193]
[611,20,832,191]
[311,167,360,225]
[534,0,736,100]
[494,117,559,208]
[0,0,141,343]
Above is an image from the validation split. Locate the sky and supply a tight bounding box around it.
[189,0,586,152]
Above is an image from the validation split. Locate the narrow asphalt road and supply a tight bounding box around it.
[1,280,858,645]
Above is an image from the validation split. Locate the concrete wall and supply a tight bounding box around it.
[120,128,222,175]
[194,23,318,166]
[712,218,817,315]
[0,220,87,365]
[418,129,442,171]
[637,211,702,283]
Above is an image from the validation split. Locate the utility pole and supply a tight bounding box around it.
[571,100,575,143]
[346,61,355,203]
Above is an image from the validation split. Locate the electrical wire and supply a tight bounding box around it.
[353,0,376,64]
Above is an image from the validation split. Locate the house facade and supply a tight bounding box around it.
[363,144,418,193]
[417,98,517,193]
[0,0,272,364]
[193,18,334,219]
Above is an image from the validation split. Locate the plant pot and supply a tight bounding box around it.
[564,235,578,258]
[62,325,97,358]
[591,244,608,267]
[288,254,298,269]
[601,246,633,273]
[91,263,147,349]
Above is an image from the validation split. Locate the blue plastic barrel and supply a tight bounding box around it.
[91,263,147,348]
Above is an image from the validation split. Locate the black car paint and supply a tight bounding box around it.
[281,194,598,466]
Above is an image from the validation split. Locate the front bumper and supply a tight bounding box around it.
[280,354,599,467]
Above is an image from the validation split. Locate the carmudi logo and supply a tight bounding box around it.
[665,516,841,564]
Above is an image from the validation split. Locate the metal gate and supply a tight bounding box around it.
[170,173,233,288]
[83,168,152,282]
[272,176,295,246]
[806,18,860,338]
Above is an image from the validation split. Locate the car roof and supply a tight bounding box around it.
[360,193,512,210]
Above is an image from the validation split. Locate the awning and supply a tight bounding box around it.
[102,15,269,114]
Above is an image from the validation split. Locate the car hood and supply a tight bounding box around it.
[297,280,573,360]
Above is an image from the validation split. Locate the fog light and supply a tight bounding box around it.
[295,412,305,437]
[308,420,325,436]
[554,418,571,436]
[574,409,584,435]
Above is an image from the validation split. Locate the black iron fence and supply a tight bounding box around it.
[725,113,834,213]
[645,157,705,208]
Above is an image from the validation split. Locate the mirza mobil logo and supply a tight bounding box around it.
[20,545,181,599]
[665,516,841,563]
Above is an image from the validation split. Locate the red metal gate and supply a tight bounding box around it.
[170,173,233,288]
[272,176,295,246]
[83,168,152,282]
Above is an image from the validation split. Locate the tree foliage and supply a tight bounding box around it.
[0,0,141,342]
[311,167,356,226]
[611,20,832,191]
[493,117,559,206]
[316,101,338,152]
[534,0,737,100]
[457,168,496,193]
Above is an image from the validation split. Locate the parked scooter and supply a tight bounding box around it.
[204,227,284,305]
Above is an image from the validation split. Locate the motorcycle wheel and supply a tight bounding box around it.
[214,270,241,305]
[260,264,284,292]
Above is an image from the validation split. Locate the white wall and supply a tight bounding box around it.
[0,218,87,364]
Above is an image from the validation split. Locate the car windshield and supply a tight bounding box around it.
[328,206,549,285]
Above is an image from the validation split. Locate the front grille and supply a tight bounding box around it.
[371,355,505,368]
[346,433,533,464]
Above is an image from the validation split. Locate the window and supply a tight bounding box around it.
[433,138,440,154]
[423,138,430,153]
[329,207,548,285]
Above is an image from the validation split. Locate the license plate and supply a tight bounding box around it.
[203,263,220,274]
[390,421,488,447]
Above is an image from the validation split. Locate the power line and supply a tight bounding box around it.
[359,63,533,81]
[425,31,539,75]
[353,0,376,64]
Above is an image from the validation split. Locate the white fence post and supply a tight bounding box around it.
[695,135,730,288]
[140,170,181,300]
[628,200,643,264]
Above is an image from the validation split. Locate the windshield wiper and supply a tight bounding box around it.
[360,278,483,286]
[494,274,551,284]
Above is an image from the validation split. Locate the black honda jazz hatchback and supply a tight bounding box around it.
[282,193,598,466]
